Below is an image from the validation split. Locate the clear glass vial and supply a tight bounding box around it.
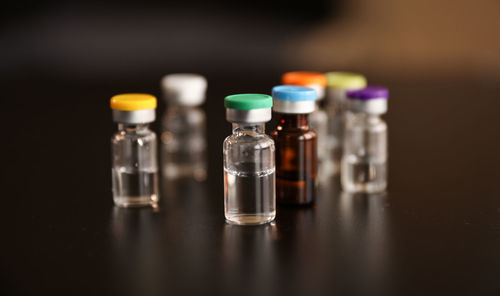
[325,72,367,173]
[341,86,388,193]
[271,86,318,205]
[281,72,328,169]
[223,94,276,225]
[160,73,207,181]
[110,94,159,207]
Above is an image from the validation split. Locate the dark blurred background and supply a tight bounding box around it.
[2,0,500,295]
[3,0,499,81]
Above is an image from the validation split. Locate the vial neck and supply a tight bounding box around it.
[232,123,265,134]
[118,123,149,132]
[276,113,310,129]
[351,113,382,125]
[327,88,345,104]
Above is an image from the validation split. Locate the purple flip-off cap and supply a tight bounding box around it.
[347,86,389,100]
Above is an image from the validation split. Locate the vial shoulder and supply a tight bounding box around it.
[293,129,316,141]
[374,120,387,132]
[272,126,316,141]
[224,133,274,151]
[112,129,157,144]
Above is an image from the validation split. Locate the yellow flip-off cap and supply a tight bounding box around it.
[325,72,367,90]
[110,93,157,111]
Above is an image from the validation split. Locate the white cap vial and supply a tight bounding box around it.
[161,73,207,106]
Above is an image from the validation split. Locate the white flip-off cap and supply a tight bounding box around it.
[161,73,207,106]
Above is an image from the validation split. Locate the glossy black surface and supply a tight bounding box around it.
[4,70,500,295]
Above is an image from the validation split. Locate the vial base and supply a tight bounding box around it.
[112,167,159,207]
[113,195,158,207]
[225,213,276,225]
[224,168,276,225]
[276,177,316,205]
[341,158,386,193]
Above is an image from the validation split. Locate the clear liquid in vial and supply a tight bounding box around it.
[342,156,386,193]
[112,167,159,207]
[224,168,276,225]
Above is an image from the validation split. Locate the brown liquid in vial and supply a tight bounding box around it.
[271,113,317,205]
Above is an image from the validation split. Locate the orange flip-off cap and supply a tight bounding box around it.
[281,71,327,87]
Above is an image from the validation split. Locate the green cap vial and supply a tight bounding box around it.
[223,93,276,225]
[224,94,273,123]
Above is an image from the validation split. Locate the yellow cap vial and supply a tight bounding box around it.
[110,93,157,124]
[325,72,367,90]
[110,93,157,111]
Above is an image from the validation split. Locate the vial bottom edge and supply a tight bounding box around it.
[225,213,276,225]
[113,195,159,208]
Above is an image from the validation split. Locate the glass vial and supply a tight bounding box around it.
[324,72,367,174]
[271,86,318,205]
[281,71,330,180]
[223,94,276,225]
[160,74,207,181]
[341,86,388,193]
[110,94,159,207]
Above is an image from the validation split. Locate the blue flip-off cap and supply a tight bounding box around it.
[272,85,317,101]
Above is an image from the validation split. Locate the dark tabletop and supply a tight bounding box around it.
[3,67,500,296]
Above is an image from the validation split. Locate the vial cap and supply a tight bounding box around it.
[347,86,389,100]
[272,85,317,101]
[110,93,157,111]
[272,85,317,114]
[325,72,367,90]
[281,71,327,87]
[161,73,207,106]
[224,94,273,110]
[347,86,388,114]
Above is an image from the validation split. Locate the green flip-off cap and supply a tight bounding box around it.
[224,94,273,110]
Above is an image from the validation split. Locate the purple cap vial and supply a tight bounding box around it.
[346,86,388,114]
[347,86,388,100]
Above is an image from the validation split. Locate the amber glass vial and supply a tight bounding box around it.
[271,86,318,205]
